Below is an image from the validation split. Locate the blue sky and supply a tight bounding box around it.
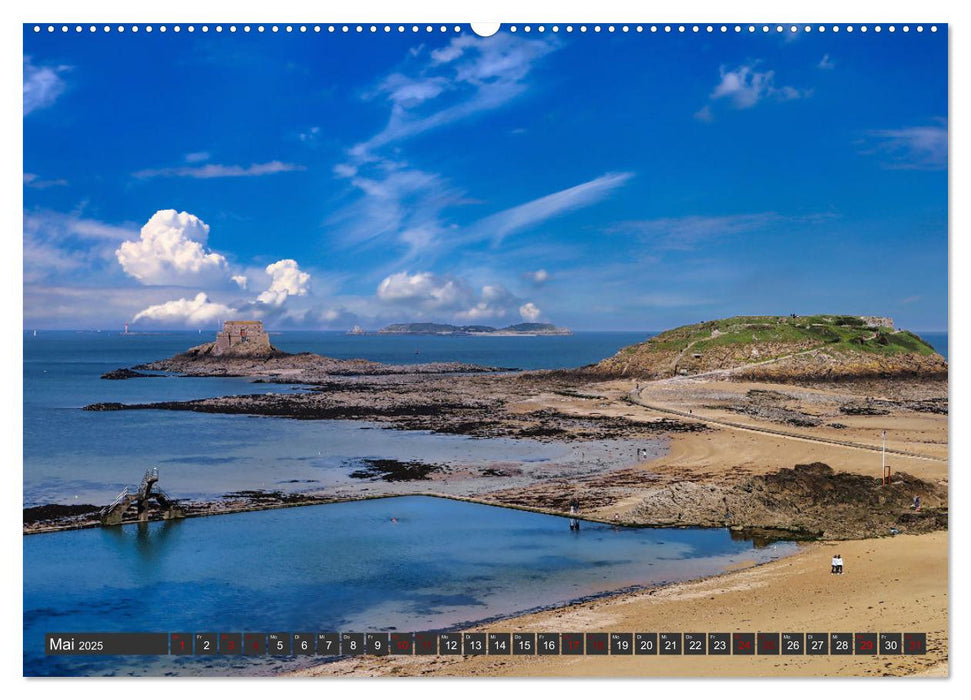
[23,26,948,331]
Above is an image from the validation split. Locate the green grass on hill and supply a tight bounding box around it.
[626,315,938,358]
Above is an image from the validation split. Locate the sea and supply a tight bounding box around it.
[21,329,947,676]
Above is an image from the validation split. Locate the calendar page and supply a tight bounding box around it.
[22,18,948,680]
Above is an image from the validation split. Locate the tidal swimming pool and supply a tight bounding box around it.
[24,495,798,676]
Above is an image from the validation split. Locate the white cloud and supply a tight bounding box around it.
[133,161,305,179]
[702,62,809,116]
[376,271,470,309]
[352,33,557,158]
[862,125,947,170]
[519,302,541,322]
[376,271,526,323]
[469,172,633,245]
[257,259,311,306]
[328,162,461,254]
[115,209,229,285]
[328,34,568,261]
[24,56,68,116]
[455,284,518,321]
[818,54,836,70]
[373,73,449,108]
[529,269,549,284]
[24,173,67,188]
[132,292,236,326]
[231,274,248,289]
[184,151,211,163]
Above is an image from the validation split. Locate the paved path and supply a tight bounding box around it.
[627,388,946,463]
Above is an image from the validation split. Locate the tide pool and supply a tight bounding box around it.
[24,495,798,676]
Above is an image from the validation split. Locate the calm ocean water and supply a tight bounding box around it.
[23,496,798,676]
[23,331,651,506]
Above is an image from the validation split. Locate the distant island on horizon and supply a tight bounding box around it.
[375,322,572,336]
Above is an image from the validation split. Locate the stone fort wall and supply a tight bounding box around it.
[213,320,272,356]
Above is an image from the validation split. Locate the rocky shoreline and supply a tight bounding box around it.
[84,371,708,441]
[24,456,947,541]
[38,334,949,542]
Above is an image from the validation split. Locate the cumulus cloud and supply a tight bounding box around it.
[519,302,541,322]
[115,209,229,285]
[257,259,311,306]
[231,274,248,289]
[132,292,236,326]
[376,271,527,323]
[24,56,68,116]
[376,271,470,310]
[455,285,518,321]
[697,62,810,119]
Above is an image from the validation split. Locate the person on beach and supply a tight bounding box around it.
[831,554,839,574]
[569,495,580,531]
[834,554,844,575]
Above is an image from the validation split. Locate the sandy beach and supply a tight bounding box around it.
[294,530,948,678]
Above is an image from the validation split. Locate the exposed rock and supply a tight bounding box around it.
[23,503,101,524]
[346,459,443,482]
[100,368,155,380]
[627,462,946,540]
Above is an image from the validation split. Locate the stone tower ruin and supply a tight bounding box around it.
[212,320,273,356]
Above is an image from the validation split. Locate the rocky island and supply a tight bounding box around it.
[126,320,511,379]
[594,314,946,381]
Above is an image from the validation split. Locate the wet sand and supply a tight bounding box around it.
[293,530,948,678]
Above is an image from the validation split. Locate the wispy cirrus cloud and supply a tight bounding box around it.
[351,33,558,160]
[860,124,947,170]
[466,172,634,246]
[23,209,136,282]
[24,173,68,189]
[327,161,465,254]
[326,33,565,263]
[133,161,305,179]
[609,212,831,251]
[24,56,69,116]
[183,151,211,163]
